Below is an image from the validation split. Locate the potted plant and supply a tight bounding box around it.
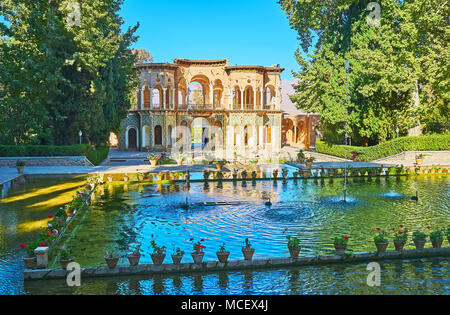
[282,168,289,180]
[393,226,408,252]
[150,240,167,265]
[59,246,74,269]
[16,160,26,174]
[202,170,211,181]
[334,236,349,255]
[137,172,145,181]
[216,243,230,263]
[305,157,315,169]
[395,165,404,176]
[351,150,359,162]
[127,245,142,266]
[232,169,238,181]
[191,240,206,264]
[328,168,335,177]
[54,207,68,227]
[272,169,279,179]
[287,235,301,259]
[241,170,248,180]
[215,160,226,171]
[412,230,427,249]
[241,238,255,261]
[293,171,299,179]
[429,228,444,249]
[172,248,185,265]
[104,249,120,269]
[217,171,224,183]
[174,152,186,166]
[415,154,424,165]
[20,242,39,269]
[374,229,389,252]
[148,154,160,167]
[251,171,257,182]
[249,157,259,165]
[297,150,306,164]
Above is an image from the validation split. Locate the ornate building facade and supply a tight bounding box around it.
[119,58,286,160]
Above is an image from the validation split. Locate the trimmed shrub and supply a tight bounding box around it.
[317,135,450,161]
[0,145,110,166]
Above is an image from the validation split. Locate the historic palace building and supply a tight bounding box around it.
[118,58,319,157]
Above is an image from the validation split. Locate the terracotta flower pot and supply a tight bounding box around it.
[416,159,423,165]
[375,242,389,252]
[171,254,184,265]
[394,241,405,252]
[23,256,37,270]
[150,253,166,266]
[288,246,301,259]
[138,175,144,181]
[150,160,158,167]
[305,162,313,169]
[104,256,119,269]
[413,240,426,250]
[60,258,74,270]
[431,239,443,249]
[127,253,141,266]
[191,251,205,264]
[216,252,230,263]
[334,243,347,255]
[242,247,255,261]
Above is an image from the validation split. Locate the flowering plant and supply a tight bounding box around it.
[415,154,425,159]
[393,226,408,243]
[173,152,186,161]
[412,230,427,241]
[334,236,349,245]
[429,228,444,242]
[173,248,185,256]
[148,154,160,161]
[150,239,167,255]
[218,243,228,254]
[287,235,301,249]
[374,228,388,244]
[20,241,39,257]
[243,238,252,249]
[192,239,206,253]
[59,246,72,260]
[305,157,315,163]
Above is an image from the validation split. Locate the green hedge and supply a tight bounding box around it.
[0,144,110,166]
[316,135,450,161]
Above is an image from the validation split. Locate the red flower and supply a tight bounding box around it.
[48,215,53,219]
[376,228,381,231]
[68,225,72,228]
[46,231,51,236]
[39,243,46,246]
[400,225,404,228]
[427,226,431,229]
[200,239,205,242]
[151,234,154,238]
[392,228,395,231]
[189,238,194,242]
[344,236,349,240]
[20,244,27,249]
[398,231,403,235]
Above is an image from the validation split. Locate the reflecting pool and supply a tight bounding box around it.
[0,174,448,295]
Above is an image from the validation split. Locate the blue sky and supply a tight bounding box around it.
[120,0,303,80]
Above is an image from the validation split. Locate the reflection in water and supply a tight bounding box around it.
[1,174,449,295]
[21,258,450,295]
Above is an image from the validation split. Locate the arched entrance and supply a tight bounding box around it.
[154,125,163,146]
[128,128,137,149]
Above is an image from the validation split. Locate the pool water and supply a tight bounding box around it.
[0,174,448,295]
[0,175,87,295]
[59,176,449,267]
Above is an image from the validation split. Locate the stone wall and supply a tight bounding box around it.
[0,156,94,167]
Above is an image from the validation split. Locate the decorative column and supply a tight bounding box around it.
[294,123,298,144]
[149,86,153,110]
[209,84,214,107]
[240,89,244,110]
[140,88,144,110]
[260,89,264,110]
[253,89,257,108]
[163,88,167,109]
[172,88,176,109]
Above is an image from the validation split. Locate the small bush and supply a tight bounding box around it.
[316,135,450,161]
[0,145,110,166]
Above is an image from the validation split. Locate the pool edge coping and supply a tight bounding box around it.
[24,247,450,281]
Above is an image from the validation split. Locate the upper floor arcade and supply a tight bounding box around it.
[131,58,285,113]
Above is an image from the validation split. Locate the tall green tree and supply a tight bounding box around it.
[0,0,139,145]
[279,0,449,145]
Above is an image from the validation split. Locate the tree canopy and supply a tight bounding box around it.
[0,0,140,145]
[279,0,449,145]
